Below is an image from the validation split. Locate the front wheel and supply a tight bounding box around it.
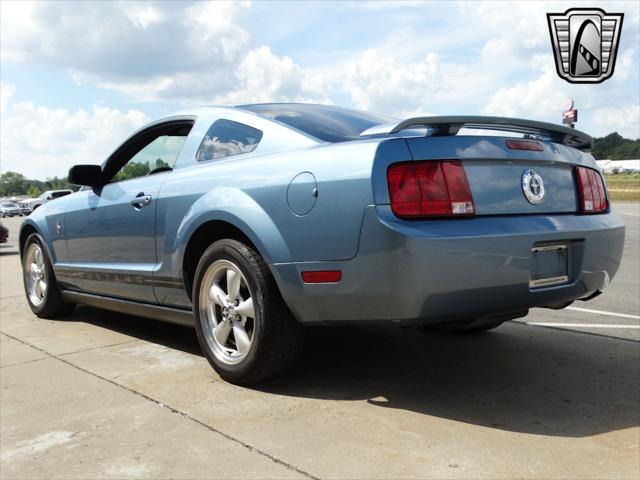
[193,239,304,385]
[22,234,74,318]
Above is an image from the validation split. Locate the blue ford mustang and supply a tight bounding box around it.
[20,104,625,384]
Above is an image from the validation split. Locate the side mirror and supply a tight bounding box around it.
[46,195,53,200]
[68,165,102,187]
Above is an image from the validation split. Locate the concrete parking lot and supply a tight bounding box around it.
[1,204,638,479]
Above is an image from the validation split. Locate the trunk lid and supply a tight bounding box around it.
[404,135,592,215]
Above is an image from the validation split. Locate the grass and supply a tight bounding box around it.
[604,173,640,202]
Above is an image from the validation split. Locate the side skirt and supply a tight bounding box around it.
[61,290,195,327]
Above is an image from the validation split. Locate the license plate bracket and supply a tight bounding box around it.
[530,244,569,288]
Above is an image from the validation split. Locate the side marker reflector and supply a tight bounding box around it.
[302,270,342,283]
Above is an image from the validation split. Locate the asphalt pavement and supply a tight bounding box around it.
[1,204,638,479]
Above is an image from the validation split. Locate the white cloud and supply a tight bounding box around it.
[0,87,148,179]
[592,105,640,139]
[214,46,328,104]
[482,54,569,118]
[0,82,16,112]
[1,1,252,99]
[344,49,446,117]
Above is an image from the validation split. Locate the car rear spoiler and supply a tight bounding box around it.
[360,115,593,150]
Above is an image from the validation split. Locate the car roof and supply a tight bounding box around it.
[235,103,396,143]
[165,103,396,143]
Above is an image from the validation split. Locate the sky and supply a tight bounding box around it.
[1,0,639,180]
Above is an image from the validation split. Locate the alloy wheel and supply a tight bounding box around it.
[25,243,47,307]
[199,259,256,365]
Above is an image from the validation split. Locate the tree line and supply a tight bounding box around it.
[0,159,170,197]
[1,133,638,197]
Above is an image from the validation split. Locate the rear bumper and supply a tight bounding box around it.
[272,206,625,325]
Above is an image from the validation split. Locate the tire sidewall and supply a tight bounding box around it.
[193,240,269,381]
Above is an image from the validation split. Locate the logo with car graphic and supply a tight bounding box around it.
[547,8,624,84]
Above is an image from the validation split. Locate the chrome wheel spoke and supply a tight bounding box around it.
[34,248,43,267]
[30,263,39,275]
[39,280,47,297]
[209,284,227,306]
[213,320,232,346]
[34,279,42,298]
[232,321,251,354]
[236,297,254,319]
[226,268,241,301]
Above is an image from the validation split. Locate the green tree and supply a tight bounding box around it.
[27,185,42,198]
[0,171,29,196]
[113,161,150,182]
[154,158,170,170]
[591,132,640,160]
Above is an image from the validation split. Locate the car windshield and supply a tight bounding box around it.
[238,104,397,143]
[1,202,17,208]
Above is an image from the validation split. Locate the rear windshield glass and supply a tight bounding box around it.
[238,104,396,143]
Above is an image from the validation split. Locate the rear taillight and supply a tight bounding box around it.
[575,166,607,213]
[387,160,474,218]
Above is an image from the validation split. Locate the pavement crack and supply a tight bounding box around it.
[0,356,49,369]
[0,339,139,369]
[0,330,321,480]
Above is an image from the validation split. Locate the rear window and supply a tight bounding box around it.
[238,104,396,143]
[196,119,263,162]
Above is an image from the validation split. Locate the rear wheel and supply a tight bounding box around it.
[193,239,304,385]
[22,234,74,318]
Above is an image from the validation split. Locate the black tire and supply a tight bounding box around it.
[22,234,74,318]
[193,239,304,385]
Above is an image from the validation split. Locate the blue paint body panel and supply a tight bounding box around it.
[20,106,625,326]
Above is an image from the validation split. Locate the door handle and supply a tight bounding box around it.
[130,193,152,209]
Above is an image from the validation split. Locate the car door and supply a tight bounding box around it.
[63,119,193,302]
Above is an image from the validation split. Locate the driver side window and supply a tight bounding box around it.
[112,135,188,183]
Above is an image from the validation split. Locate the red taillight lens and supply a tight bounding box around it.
[575,166,607,213]
[387,160,474,218]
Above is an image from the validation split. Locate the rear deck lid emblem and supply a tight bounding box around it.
[522,170,545,204]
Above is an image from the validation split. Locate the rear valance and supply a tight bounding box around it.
[360,115,593,150]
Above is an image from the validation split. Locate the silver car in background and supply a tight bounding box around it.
[0,201,23,218]
[21,189,73,214]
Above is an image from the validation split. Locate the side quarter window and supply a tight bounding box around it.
[196,119,263,162]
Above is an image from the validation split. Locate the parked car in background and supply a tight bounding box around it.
[17,200,32,216]
[0,221,8,243]
[21,190,73,214]
[19,104,625,385]
[0,201,22,217]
